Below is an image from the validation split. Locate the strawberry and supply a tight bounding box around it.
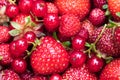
[46,2,59,14]
[108,0,120,21]
[100,59,120,80]
[59,14,81,37]
[88,8,105,26]
[89,26,120,57]
[54,0,91,21]
[62,64,97,80]
[81,19,95,37]
[0,26,10,43]
[0,69,21,80]
[93,0,107,9]
[0,44,13,65]
[31,36,69,75]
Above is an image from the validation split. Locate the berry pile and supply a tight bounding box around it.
[0,0,120,80]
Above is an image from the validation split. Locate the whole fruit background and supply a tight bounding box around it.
[0,0,120,80]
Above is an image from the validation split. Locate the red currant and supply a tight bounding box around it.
[5,4,19,18]
[49,74,62,80]
[70,50,87,68]
[23,31,36,43]
[11,58,27,73]
[31,0,47,17]
[87,55,104,73]
[72,36,86,50]
[18,0,33,14]
[44,13,59,32]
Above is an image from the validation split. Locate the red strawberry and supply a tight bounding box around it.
[30,75,48,80]
[59,14,81,37]
[81,19,95,37]
[46,2,59,14]
[62,64,97,80]
[108,0,120,21]
[88,8,105,26]
[0,26,10,43]
[31,36,69,75]
[54,0,91,21]
[100,59,120,80]
[89,26,120,57]
[0,69,21,80]
[0,44,13,65]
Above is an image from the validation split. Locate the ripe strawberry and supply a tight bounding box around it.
[31,36,69,75]
[46,2,59,14]
[100,59,120,80]
[81,19,95,37]
[88,8,105,26]
[0,44,13,65]
[59,14,81,37]
[62,64,97,80]
[89,26,120,57]
[108,0,120,21]
[0,26,10,43]
[54,0,91,21]
[0,69,21,80]
[30,75,48,80]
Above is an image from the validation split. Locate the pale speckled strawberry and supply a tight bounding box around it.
[0,69,21,80]
[54,0,91,21]
[59,14,81,37]
[0,44,13,65]
[31,36,69,75]
[62,64,97,80]
[100,59,120,80]
[0,26,10,43]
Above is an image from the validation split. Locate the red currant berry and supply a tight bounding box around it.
[31,0,47,17]
[15,38,28,53]
[18,0,33,14]
[72,36,86,50]
[11,58,27,73]
[87,55,104,73]
[23,31,36,43]
[5,4,19,18]
[49,74,62,80]
[10,41,23,58]
[70,50,87,68]
[44,13,59,32]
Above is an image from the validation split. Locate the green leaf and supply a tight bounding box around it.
[116,12,120,17]
[35,38,41,45]
[85,42,91,47]
[105,9,110,16]
[25,16,31,24]
[10,21,21,29]
[62,41,71,47]
[102,4,108,9]
[9,29,21,36]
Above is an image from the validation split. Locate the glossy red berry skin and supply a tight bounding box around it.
[87,55,104,73]
[18,0,33,14]
[11,58,27,74]
[10,39,28,58]
[31,0,47,17]
[23,31,36,43]
[72,36,86,50]
[5,4,19,18]
[70,51,87,68]
[50,74,62,80]
[44,13,59,32]
[15,39,28,53]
